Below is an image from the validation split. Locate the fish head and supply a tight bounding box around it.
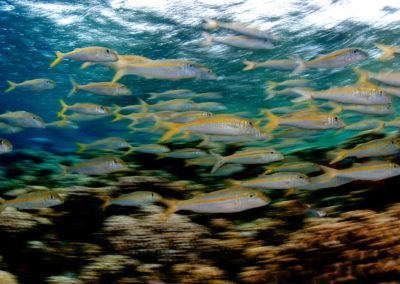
[117,86,131,96]
[373,89,391,104]
[46,192,65,207]
[149,192,163,202]
[45,79,56,89]
[296,173,311,185]
[262,39,274,49]
[100,48,119,62]
[0,139,12,151]
[328,115,345,128]
[266,149,284,162]
[347,48,369,62]
[391,138,400,148]
[109,157,129,170]
[242,190,271,208]
[389,163,400,175]
[98,106,110,114]
[188,64,217,80]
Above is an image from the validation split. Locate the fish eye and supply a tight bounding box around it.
[248,193,256,198]
[334,116,338,121]
[298,175,304,179]
[248,121,253,126]
[188,64,193,67]
[379,90,384,95]
[106,49,110,54]
[353,49,359,53]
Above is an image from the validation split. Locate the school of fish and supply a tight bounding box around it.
[2,19,400,217]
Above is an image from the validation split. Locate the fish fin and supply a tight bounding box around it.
[352,67,370,85]
[291,57,307,75]
[284,188,297,196]
[50,51,64,67]
[210,151,225,173]
[157,119,182,143]
[224,179,241,187]
[267,81,279,90]
[242,60,257,71]
[260,109,280,133]
[160,198,178,218]
[68,76,80,97]
[112,112,125,122]
[319,165,339,177]
[75,143,86,154]
[329,151,347,164]
[201,32,214,45]
[98,196,111,210]
[290,88,313,103]
[263,167,273,175]
[328,102,343,114]
[375,43,397,61]
[137,98,150,113]
[5,81,17,93]
[80,62,94,70]
[203,19,219,29]
[122,146,135,156]
[180,131,191,140]
[0,205,5,214]
[197,135,209,148]
[59,165,68,176]
[148,92,159,100]
[57,99,69,118]
[111,69,126,83]
[265,90,277,100]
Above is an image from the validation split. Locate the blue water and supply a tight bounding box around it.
[0,0,400,151]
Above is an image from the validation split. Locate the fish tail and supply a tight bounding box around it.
[111,69,126,83]
[210,151,225,173]
[148,92,159,100]
[98,196,111,210]
[183,160,194,167]
[267,81,279,90]
[329,151,347,164]
[57,99,69,118]
[5,80,17,93]
[157,120,182,143]
[160,198,178,218]
[261,109,280,133]
[224,178,241,187]
[328,102,343,114]
[68,76,80,97]
[291,57,307,75]
[75,143,86,154]
[290,88,313,103]
[319,165,339,177]
[242,60,257,71]
[80,62,94,70]
[263,167,273,175]
[122,146,135,156]
[202,32,214,45]
[50,51,64,67]
[197,135,209,147]
[375,43,397,61]
[203,19,219,29]
[137,98,150,113]
[112,112,125,122]
[60,164,68,176]
[353,67,369,85]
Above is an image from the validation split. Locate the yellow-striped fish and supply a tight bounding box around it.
[80,54,150,70]
[354,67,400,87]
[375,43,400,61]
[329,138,400,164]
[211,148,283,173]
[157,114,261,143]
[203,33,274,49]
[162,187,270,216]
[5,78,55,93]
[68,77,131,97]
[321,161,400,181]
[0,111,45,128]
[0,191,64,212]
[50,46,119,67]
[75,137,131,154]
[262,109,344,133]
[293,48,368,74]
[61,157,128,175]
[203,19,275,40]
[263,162,320,175]
[0,138,12,154]
[100,191,162,210]
[58,99,110,120]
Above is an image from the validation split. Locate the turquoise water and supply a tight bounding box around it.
[1,1,400,283]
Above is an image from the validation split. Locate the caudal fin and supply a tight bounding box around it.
[210,151,225,173]
[57,99,69,118]
[267,81,279,90]
[68,76,80,97]
[353,67,370,85]
[375,43,397,61]
[290,88,313,103]
[80,62,95,70]
[242,60,257,71]
[203,19,219,29]
[157,119,182,143]
[160,198,178,218]
[5,81,17,93]
[291,57,307,75]
[260,109,280,133]
[111,69,126,83]
[202,32,214,45]
[98,196,111,210]
[329,151,347,164]
[148,92,160,100]
[75,143,86,154]
[50,51,64,67]
[319,165,339,177]
[137,98,150,113]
